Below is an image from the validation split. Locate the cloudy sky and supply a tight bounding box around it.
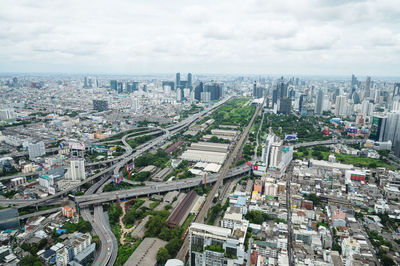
[1,0,400,76]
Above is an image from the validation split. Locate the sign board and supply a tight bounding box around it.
[253,165,258,171]
[69,142,85,150]
[247,161,252,167]
[284,134,297,141]
[48,186,56,195]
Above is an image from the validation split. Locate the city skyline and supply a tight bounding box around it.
[1,0,400,76]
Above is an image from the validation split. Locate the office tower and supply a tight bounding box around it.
[361,100,374,116]
[269,140,283,168]
[187,73,192,89]
[110,80,117,91]
[93,100,109,111]
[351,74,358,88]
[353,92,361,104]
[383,112,400,144]
[315,89,324,115]
[289,89,295,100]
[194,82,203,101]
[262,134,275,167]
[117,82,123,93]
[66,158,86,181]
[176,73,181,89]
[394,83,400,96]
[335,95,347,117]
[369,115,387,142]
[83,76,89,88]
[272,89,278,104]
[162,81,175,91]
[253,81,263,99]
[204,83,223,101]
[253,81,257,98]
[365,76,371,98]
[201,91,211,102]
[277,77,288,99]
[391,96,400,112]
[188,223,247,266]
[299,94,307,115]
[28,141,46,161]
[278,98,291,114]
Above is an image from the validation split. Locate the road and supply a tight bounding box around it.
[176,99,263,261]
[286,163,294,266]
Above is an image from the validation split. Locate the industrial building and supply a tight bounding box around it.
[211,129,239,137]
[181,150,227,164]
[189,142,229,153]
[168,191,197,228]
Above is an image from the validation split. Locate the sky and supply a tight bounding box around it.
[0,0,400,76]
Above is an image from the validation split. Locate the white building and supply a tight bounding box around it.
[0,109,16,121]
[189,223,247,266]
[28,141,46,161]
[65,158,86,181]
[335,95,347,117]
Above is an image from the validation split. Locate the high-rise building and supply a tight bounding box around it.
[351,74,358,88]
[365,76,371,98]
[299,94,307,115]
[204,83,223,101]
[110,80,117,91]
[176,73,181,89]
[278,98,291,114]
[28,141,46,161]
[383,112,400,155]
[269,140,283,168]
[393,83,400,96]
[335,95,347,117]
[66,158,86,181]
[187,73,192,89]
[93,100,108,112]
[83,76,89,88]
[272,89,278,104]
[277,77,288,99]
[369,115,387,142]
[194,82,203,101]
[315,89,324,115]
[117,82,123,93]
[253,82,263,99]
[0,109,16,121]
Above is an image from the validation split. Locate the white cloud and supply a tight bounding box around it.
[0,0,399,76]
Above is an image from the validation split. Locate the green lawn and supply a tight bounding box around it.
[335,154,397,170]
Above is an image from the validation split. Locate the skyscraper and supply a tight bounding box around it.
[365,76,371,98]
[369,115,387,142]
[278,98,291,114]
[110,80,117,91]
[299,94,307,115]
[315,89,324,115]
[194,82,203,101]
[393,83,400,96]
[335,95,347,117]
[66,158,86,181]
[187,73,192,89]
[83,76,89,88]
[176,73,181,89]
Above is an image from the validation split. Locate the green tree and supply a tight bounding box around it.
[157,247,170,264]
[165,237,183,257]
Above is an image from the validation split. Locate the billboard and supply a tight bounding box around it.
[69,142,85,150]
[284,134,297,141]
[112,174,123,184]
[48,186,56,195]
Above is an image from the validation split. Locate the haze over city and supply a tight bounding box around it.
[1,0,400,76]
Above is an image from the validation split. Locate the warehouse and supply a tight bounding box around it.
[167,191,197,228]
[190,196,205,216]
[189,142,229,153]
[202,134,235,141]
[211,129,239,137]
[181,150,227,164]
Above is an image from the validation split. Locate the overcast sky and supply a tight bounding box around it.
[1,0,399,76]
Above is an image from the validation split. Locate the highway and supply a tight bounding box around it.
[176,99,263,261]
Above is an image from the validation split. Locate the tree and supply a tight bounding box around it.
[18,255,41,266]
[157,247,170,264]
[368,162,377,169]
[165,237,183,257]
